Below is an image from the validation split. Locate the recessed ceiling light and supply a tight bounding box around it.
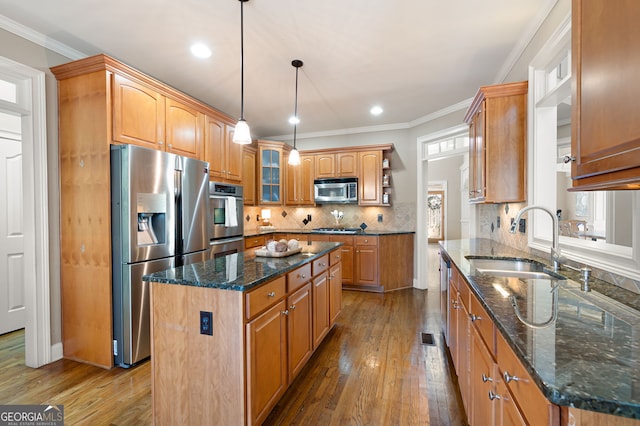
[370,106,383,116]
[289,116,300,125]
[190,43,211,59]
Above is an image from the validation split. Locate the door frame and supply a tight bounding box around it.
[0,56,51,367]
[416,124,469,290]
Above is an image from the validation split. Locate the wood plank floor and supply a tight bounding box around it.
[0,245,464,425]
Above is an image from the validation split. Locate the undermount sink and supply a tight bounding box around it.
[465,256,565,280]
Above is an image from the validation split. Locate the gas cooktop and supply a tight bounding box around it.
[312,227,362,234]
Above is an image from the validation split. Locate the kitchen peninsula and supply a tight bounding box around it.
[144,241,343,426]
[440,239,640,425]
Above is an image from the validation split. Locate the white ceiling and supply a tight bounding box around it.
[0,0,556,139]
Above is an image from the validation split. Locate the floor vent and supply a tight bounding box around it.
[421,332,435,346]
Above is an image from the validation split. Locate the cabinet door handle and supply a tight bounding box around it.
[267,292,276,297]
[282,309,289,316]
[168,143,172,148]
[488,391,501,401]
[451,299,459,309]
[470,314,480,322]
[503,371,520,383]
[289,305,296,310]
[481,373,493,383]
[158,141,164,146]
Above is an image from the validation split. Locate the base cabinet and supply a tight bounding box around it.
[446,260,559,426]
[247,300,288,426]
[354,236,379,287]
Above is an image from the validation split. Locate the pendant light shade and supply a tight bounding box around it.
[233,0,252,145]
[288,59,303,165]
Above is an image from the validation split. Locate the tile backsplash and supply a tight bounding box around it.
[244,202,416,235]
[478,202,640,295]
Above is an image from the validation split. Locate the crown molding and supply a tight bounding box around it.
[0,14,86,60]
[271,97,473,141]
[494,0,559,83]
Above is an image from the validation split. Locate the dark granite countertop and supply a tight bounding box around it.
[244,228,415,238]
[440,238,640,420]
[143,241,341,291]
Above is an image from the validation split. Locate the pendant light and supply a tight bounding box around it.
[233,0,252,144]
[288,59,303,165]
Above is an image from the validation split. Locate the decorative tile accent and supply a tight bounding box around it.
[491,222,494,233]
[360,222,367,230]
[281,210,287,217]
[246,215,250,222]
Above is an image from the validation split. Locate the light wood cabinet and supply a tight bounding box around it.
[315,153,336,178]
[205,115,242,183]
[286,283,313,382]
[570,0,640,190]
[330,235,354,285]
[312,271,330,349]
[245,235,266,250]
[113,74,204,160]
[354,235,379,286]
[358,150,382,205]
[243,146,257,205]
[464,81,527,203]
[469,326,497,425]
[258,141,287,205]
[315,152,358,178]
[336,152,358,177]
[247,299,288,426]
[52,54,235,368]
[328,255,342,325]
[285,154,315,206]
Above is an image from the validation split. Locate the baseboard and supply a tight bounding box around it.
[50,342,63,362]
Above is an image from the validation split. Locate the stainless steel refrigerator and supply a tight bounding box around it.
[111,144,209,367]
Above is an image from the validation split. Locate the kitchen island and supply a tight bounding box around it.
[143,241,343,426]
[440,239,640,425]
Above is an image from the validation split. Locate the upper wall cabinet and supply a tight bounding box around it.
[112,74,204,160]
[315,152,358,178]
[358,150,382,205]
[570,0,640,190]
[258,140,289,205]
[204,116,242,183]
[464,81,527,204]
[286,154,315,206]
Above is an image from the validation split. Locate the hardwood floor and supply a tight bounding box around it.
[0,246,464,425]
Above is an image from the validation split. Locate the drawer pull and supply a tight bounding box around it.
[319,263,326,267]
[488,391,501,401]
[289,305,296,310]
[267,292,276,297]
[481,373,493,383]
[503,371,520,383]
[336,255,341,259]
[470,314,480,322]
[282,309,289,316]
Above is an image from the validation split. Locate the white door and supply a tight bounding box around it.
[0,136,25,334]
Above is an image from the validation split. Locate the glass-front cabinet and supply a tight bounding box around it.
[258,140,286,205]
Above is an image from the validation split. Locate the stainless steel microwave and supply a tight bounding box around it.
[314,178,358,204]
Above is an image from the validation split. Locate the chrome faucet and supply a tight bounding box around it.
[509,205,562,271]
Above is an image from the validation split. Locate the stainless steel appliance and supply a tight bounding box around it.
[111,144,210,367]
[207,182,244,259]
[208,182,244,240]
[314,177,358,204]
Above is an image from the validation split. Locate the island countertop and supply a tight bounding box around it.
[440,238,640,420]
[143,241,341,292]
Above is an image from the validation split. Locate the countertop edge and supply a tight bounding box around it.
[143,242,342,292]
